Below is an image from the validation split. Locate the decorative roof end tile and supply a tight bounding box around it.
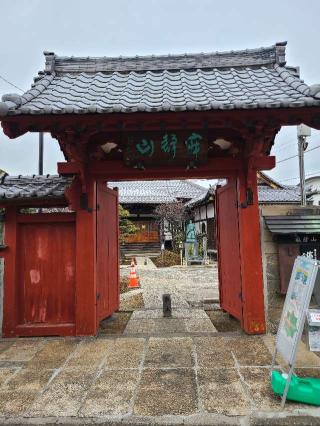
[44,51,55,73]
[2,93,22,106]
[309,84,320,99]
[275,41,287,66]
[0,102,9,117]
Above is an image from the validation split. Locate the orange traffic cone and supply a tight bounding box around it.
[128,258,140,288]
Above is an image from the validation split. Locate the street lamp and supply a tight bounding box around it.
[297,124,311,206]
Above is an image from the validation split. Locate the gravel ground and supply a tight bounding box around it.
[119,292,144,311]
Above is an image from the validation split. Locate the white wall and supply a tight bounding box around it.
[306,177,320,206]
[310,193,320,206]
[207,204,214,219]
[193,202,214,234]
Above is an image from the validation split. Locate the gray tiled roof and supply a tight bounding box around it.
[265,215,320,234]
[184,189,213,208]
[258,186,301,204]
[108,180,207,204]
[0,175,73,201]
[0,174,301,206]
[186,184,301,207]
[1,42,320,117]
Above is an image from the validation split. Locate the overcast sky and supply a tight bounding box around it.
[0,0,320,186]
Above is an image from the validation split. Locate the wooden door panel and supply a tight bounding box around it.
[97,183,119,322]
[125,231,159,243]
[125,220,159,243]
[215,180,243,320]
[278,243,300,294]
[18,223,75,325]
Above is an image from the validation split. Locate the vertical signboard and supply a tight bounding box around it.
[272,255,320,406]
[276,256,319,364]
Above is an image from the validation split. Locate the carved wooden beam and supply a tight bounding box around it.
[58,156,275,180]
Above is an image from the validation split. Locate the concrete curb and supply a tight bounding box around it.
[1,412,320,425]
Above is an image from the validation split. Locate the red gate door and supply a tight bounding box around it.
[96,182,119,323]
[17,215,76,336]
[215,178,243,322]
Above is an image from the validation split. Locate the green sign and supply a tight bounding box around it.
[124,131,207,168]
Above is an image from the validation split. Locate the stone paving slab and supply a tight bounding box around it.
[27,367,97,417]
[0,339,46,362]
[79,369,140,417]
[0,335,319,423]
[194,336,235,368]
[103,338,145,369]
[124,314,217,335]
[0,367,18,387]
[144,337,194,368]
[134,368,198,416]
[131,308,209,319]
[2,367,53,392]
[198,368,250,415]
[25,339,79,369]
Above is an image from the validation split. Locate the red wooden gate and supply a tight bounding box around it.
[7,213,76,336]
[96,182,119,323]
[215,179,243,322]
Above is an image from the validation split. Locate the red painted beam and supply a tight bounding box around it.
[254,155,275,170]
[58,156,275,180]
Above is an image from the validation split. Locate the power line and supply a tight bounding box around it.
[277,144,320,164]
[272,141,296,153]
[0,73,24,93]
[277,153,298,164]
[279,169,320,182]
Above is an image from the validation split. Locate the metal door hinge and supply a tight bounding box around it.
[240,188,254,208]
[96,292,100,301]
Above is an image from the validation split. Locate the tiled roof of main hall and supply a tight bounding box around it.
[1,42,320,117]
[109,180,207,204]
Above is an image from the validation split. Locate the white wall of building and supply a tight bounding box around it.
[306,176,320,206]
[193,202,214,234]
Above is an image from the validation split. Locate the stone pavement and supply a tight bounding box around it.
[122,262,219,334]
[0,335,319,424]
[124,308,217,334]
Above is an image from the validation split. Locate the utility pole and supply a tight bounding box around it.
[38,132,44,175]
[297,124,311,206]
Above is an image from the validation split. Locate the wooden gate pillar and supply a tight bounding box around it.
[72,177,98,336]
[2,206,18,337]
[237,169,266,334]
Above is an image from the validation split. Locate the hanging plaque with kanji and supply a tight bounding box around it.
[124,131,208,168]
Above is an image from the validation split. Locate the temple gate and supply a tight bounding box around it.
[1,42,320,336]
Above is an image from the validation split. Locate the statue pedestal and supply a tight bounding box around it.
[185,241,201,265]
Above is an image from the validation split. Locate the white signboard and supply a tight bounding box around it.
[308,311,320,324]
[276,256,320,365]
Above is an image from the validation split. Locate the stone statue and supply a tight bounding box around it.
[186,220,196,243]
